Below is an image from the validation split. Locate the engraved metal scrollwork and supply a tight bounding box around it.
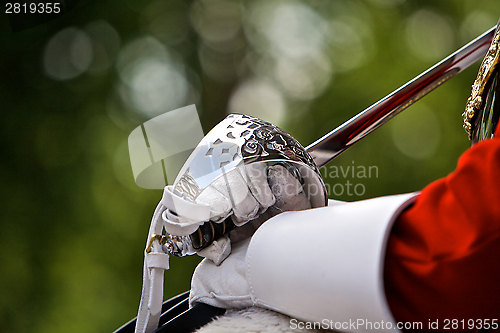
[164,113,327,257]
[232,115,321,178]
[173,114,323,192]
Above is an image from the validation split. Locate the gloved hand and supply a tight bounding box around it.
[193,163,275,226]
[163,162,313,264]
[189,162,312,225]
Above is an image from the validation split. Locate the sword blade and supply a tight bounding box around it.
[306,26,496,167]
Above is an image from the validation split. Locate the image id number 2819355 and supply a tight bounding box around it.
[5,3,61,14]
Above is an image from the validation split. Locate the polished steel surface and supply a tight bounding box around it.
[307,26,497,167]
[164,114,328,256]
[173,114,323,199]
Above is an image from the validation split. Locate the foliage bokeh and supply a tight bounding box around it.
[0,0,498,332]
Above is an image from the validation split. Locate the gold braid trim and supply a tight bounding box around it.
[463,27,500,139]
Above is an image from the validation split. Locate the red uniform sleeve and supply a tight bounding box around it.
[384,128,500,331]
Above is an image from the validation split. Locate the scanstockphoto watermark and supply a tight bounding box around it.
[319,161,379,197]
[290,318,423,330]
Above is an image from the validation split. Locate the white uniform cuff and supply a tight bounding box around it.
[246,193,418,333]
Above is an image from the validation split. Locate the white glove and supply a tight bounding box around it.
[189,238,253,309]
[165,163,313,264]
[195,163,276,225]
[194,162,312,225]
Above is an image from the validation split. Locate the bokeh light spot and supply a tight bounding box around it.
[244,0,335,100]
[460,11,497,43]
[229,78,286,126]
[84,20,121,74]
[366,0,405,7]
[43,27,93,80]
[328,19,368,72]
[141,0,190,45]
[274,53,331,100]
[116,36,189,117]
[247,0,328,59]
[391,104,441,160]
[190,0,243,44]
[405,9,454,61]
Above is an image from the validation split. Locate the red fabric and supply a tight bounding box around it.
[384,126,500,331]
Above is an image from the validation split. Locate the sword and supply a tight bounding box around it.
[306,26,497,167]
[127,26,500,333]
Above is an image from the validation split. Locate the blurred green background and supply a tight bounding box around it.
[0,0,498,332]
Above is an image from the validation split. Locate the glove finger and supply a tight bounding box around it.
[267,164,310,209]
[274,191,311,211]
[208,168,260,225]
[197,184,231,222]
[240,163,276,210]
[231,195,260,225]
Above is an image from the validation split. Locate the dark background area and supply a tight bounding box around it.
[0,0,497,332]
